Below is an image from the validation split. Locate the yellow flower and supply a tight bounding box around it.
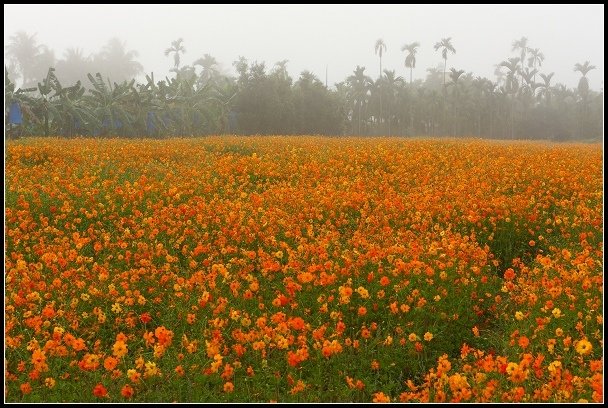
[515,311,524,321]
[111,303,122,314]
[144,361,161,377]
[575,338,593,356]
[44,377,56,388]
[423,332,433,342]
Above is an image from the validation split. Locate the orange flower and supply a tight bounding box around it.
[113,340,128,358]
[223,382,234,393]
[20,382,32,395]
[508,367,528,383]
[372,391,391,403]
[154,326,174,346]
[93,383,108,398]
[31,348,46,366]
[121,384,134,398]
[518,336,529,349]
[104,356,119,371]
[361,327,371,339]
[288,317,306,331]
[72,338,86,352]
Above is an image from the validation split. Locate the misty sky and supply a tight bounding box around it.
[4,4,604,90]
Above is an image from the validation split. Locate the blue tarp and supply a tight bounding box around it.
[147,111,155,133]
[102,117,122,129]
[9,102,23,125]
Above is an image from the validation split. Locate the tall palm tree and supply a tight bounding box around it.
[527,47,544,83]
[574,61,596,138]
[500,57,520,139]
[374,39,387,132]
[536,72,554,105]
[5,31,42,87]
[433,38,456,87]
[96,38,143,83]
[447,68,465,136]
[165,38,186,70]
[374,39,387,79]
[500,58,520,94]
[402,42,420,84]
[31,45,56,86]
[346,66,373,134]
[511,37,528,85]
[379,69,404,136]
[573,61,596,97]
[56,48,93,86]
[193,54,219,86]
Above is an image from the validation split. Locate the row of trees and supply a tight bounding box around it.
[5,33,603,140]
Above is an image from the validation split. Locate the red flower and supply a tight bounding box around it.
[93,383,108,398]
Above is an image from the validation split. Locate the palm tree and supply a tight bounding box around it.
[536,72,554,105]
[527,47,544,84]
[402,42,420,84]
[433,38,456,87]
[5,31,42,87]
[574,61,596,97]
[574,61,596,138]
[500,57,520,139]
[374,39,387,132]
[346,66,373,134]
[374,39,387,79]
[31,45,56,87]
[96,38,143,83]
[447,68,465,136]
[165,38,186,70]
[379,69,404,136]
[56,47,93,86]
[193,54,219,86]
[511,37,528,85]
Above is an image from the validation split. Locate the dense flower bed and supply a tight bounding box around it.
[5,137,603,402]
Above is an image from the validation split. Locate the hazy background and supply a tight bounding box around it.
[3,4,604,90]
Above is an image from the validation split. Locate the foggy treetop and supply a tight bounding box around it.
[3,4,604,91]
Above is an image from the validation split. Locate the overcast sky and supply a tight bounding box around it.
[4,4,604,90]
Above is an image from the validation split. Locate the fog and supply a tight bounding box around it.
[3,4,604,90]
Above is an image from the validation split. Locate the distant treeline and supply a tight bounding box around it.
[5,34,603,140]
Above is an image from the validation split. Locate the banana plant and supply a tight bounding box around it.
[136,73,171,137]
[157,76,215,136]
[5,67,37,137]
[209,77,238,134]
[53,80,100,137]
[34,68,64,136]
[85,73,137,137]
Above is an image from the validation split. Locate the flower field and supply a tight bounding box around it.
[4,137,603,402]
